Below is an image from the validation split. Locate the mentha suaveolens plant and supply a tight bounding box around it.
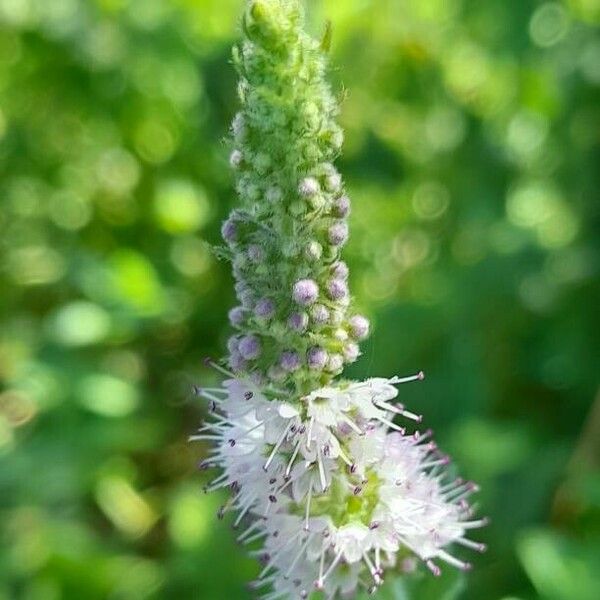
[193,1,486,598]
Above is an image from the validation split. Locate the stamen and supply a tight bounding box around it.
[461,517,489,529]
[317,447,328,491]
[264,422,292,471]
[362,551,381,584]
[438,549,472,571]
[340,414,364,435]
[306,416,315,450]
[285,440,302,477]
[203,357,234,377]
[237,519,262,542]
[426,560,441,576]
[375,414,406,433]
[304,484,313,531]
[457,537,487,553]
[320,550,343,584]
[284,535,312,578]
[233,495,255,528]
[391,371,425,384]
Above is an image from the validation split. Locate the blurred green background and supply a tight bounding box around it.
[0,0,599,599]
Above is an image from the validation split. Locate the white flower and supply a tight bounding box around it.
[192,366,486,597]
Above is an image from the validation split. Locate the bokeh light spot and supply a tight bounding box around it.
[412,182,450,220]
[529,3,570,48]
[153,180,209,234]
[170,236,212,277]
[78,374,139,417]
[169,485,217,548]
[134,119,177,164]
[48,301,111,347]
[95,475,157,538]
[48,191,92,231]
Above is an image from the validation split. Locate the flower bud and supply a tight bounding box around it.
[229,149,243,168]
[287,312,309,332]
[221,217,238,244]
[229,351,247,372]
[238,335,262,360]
[293,279,319,306]
[326,353,344,373]
[298,177,319,198]
[328,221,349,246]
[333,195,351,218]
[349,315,370,340]
[310,304,329,325]
[343,342,360,362]
[254,297,275,319]
[247,244,264,263]
[231,112,246,140]
[304,241,323,262]
[330,309,344,326]
[228,306,246,327]
[325,172,342,193]
[227,335,240,354]
[307,347,328,370]
[280,350,301,372]
[331,261,349,280]
[326,278,348,301]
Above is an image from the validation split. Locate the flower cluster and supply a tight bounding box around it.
[222,0,366,394]
[194,369,486,598]
[193,1,486,596]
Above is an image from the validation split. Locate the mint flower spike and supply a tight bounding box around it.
[222,0,364,393]
[192,1,486,597]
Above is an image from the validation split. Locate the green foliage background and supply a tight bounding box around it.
[1,1,599,599]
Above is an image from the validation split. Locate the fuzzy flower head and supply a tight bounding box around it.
[193,368,486,598]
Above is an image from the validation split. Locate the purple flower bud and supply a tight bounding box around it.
[229,149,243,168]
[247,244,264,263]
[280,350,301,372]
[228,306,246,327]
[349,315,370,340]
[343,342,360,363]
[331,261,349,280]
[328,221,349,246]
[254,297,275,319]
[298,177,319,198]
[227,336,240,354]
[221,218,237,244]
[327,353,344,373]
[333,195,351,218]
[287,312,309,332]
[310,304,329,325]
[327,278,349,301]
[238,335,261,360]
[307,347,328,370]
[229,351,247,372]
[293,279,319,306]
[305,241,323,262]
